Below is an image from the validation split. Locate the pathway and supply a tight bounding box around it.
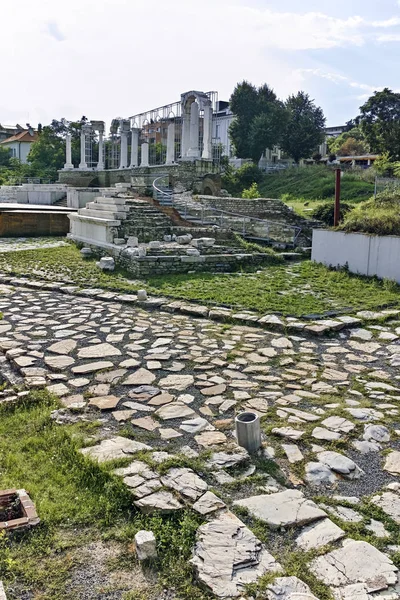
[1,282,400,598]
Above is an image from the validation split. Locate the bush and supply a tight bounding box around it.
[222,162,262,195]
[312,201,352,226]
[242,182,260,198]
[339,193,400,235]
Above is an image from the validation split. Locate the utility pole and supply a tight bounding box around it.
[334,167,341,227]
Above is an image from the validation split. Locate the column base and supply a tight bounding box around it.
[79,164,88,170]
[63,164,74,170]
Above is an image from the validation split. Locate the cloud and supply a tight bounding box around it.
[45,21,65,42]
[297,68,379,94]
[1,1,400,127]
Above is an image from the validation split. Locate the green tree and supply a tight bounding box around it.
[280,92,325,163]
[27,117,88,180]
[358,88,400,160]
[229,81,287,162]
[0,147,12,167]
[329,126,369,156]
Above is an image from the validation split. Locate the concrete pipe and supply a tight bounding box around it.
[235,411,261,453]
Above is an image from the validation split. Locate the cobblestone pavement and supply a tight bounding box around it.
[2,282,400,599]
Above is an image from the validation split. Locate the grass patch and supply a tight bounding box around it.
[0,391,212,599]
[258,165,374,202]
[339,197,400,236]
[1,243,400,318]
[148,261,400,317]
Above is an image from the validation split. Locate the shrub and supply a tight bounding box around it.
[242,182,260,199]
[339,197,400,235]
[312,201,352,226]
[222,162,262,195]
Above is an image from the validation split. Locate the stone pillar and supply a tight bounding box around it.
[130,128,139,168]
[119,131,128,169]
[187,101,200,158]
[97,131,104,170]
[79,129,87,169]
[181,108,190,158]
[166,123,175,164]
[64,133,73,169]
[141,142,149,167]
[201,104,213,160]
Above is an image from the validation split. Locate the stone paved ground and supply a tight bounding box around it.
[0,237,68,252]
[2,281,400,598]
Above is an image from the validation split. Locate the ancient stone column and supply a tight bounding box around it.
[97,130,104,170]
[166,123,175,164]
[64,133,73,169]
[181,108,190,158]
[130,128,139,168]
[79,129,87,169]
[201,104,213,160]
[140,142,149,167]
[119,130,128,169]
[187,101,200,158]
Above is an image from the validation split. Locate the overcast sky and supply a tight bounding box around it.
[2,0,400,130]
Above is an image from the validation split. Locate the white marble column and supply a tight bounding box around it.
[166,123,175,164]
[64,133,73,169]
[119,131,128,169]
[187,101,200,158]
[181,108,190,158]
[201,104,213,160]
[130,128,139,168]
[79,129,87,169]
[97,131,104,170]
[140,142,149,167]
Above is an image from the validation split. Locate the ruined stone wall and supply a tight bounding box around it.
[118,252,271,277]
[58,162,221,195]
[194,196,320,229]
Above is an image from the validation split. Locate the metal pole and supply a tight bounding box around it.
[334,168,341,227]
[374,176,377,199]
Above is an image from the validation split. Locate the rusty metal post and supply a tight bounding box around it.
[334,168,341,227]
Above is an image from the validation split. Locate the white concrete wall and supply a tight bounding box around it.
[67,188,117,208]
[0,184,67,204]
[312,229,400,283]
[212,113,233,157]
[3,141,33,163]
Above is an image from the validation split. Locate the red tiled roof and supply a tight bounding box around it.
[0,130,39,144]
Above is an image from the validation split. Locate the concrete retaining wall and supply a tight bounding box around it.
[312,229,400,283]
[0,184,67,205]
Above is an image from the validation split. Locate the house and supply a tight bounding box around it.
[0,128,38,163]
[0,123,24,142]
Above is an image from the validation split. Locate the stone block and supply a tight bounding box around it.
[135,530,157,560]
[137,290,148,301]
[177,235,191,244]
[127,236,139,247]
[113,238,126,246]
[96,257,115,271]
[80,247,92,258]
[164,235,172,242]
[149,241,161,249]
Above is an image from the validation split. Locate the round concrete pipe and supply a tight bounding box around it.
[235,411,261,453]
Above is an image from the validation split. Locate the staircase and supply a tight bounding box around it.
[53,196,67,207]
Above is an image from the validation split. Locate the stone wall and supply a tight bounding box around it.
[0,184,67,205]
[118,252,271,277]
[58,161,221,195]
[194,195,319,228]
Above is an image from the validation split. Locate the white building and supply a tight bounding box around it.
[0,128,38,163]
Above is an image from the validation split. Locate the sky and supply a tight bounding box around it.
[2,0,400,130]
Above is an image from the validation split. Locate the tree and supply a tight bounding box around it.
[229,81,287,162]
[328,126,369,156]
[27,117,88,180]
[358,88,400,160]
[280,92,325,163]
[0,147,12,167]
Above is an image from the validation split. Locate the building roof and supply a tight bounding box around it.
[0,129,38,144]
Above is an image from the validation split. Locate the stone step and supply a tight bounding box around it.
[78,208,127,220]
[69,213,121,226]
[95,196,127,205]
[87,202,129,213]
